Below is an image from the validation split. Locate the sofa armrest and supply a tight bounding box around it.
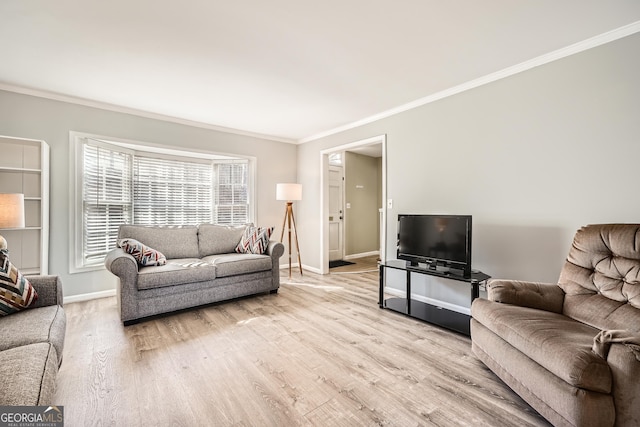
[104,248,139,278]
[266,240,284,259]
[592,329,640,359]
[607,341,640,426]
[24,275,63,308]
[266,240,285,289]
[487,279,565,314]
[105,248,140,323]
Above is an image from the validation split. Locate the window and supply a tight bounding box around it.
[214,161,249,225]
[133,155,213,225]
[82,142,133,266]
[71,132,255,272]
[328,152,343,166]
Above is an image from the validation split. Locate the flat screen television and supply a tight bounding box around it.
[397,214,472,278]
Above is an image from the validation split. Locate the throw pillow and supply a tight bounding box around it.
[235,226,274,255]
[0,250,38,316]
[118,238,167,266]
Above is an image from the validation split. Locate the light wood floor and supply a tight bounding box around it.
[55,269,550,426]
[329,255,380,274]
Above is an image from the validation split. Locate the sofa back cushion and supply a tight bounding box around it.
[118,225,199,259]
[558,224,640,332]
[198,224,248,257]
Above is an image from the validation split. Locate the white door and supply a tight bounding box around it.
[328,165,344,262]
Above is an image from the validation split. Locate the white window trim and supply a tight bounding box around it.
[69,131,257,274]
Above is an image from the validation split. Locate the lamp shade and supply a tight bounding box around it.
[0,193,25,229]
[276,183,302,201]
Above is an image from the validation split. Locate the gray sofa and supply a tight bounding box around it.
[105,224,285,325]
[0,275,66,405]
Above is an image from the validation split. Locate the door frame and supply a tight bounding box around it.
[319,134,387,274]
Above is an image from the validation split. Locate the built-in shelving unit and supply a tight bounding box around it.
[0,135,49,275]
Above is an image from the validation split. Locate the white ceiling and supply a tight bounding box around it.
[2,1,640,143]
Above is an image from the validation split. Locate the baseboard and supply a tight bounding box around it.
[279,262,300,270]
[382,287,470,315]
[64,289,116,304]
[344,251,379,260]
[279,262,322,275]
[301,264,322,274]
[278,251,379,276]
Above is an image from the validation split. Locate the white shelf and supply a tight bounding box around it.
[0,135,49,275]
[0,226,42,231]
[0,167,42,173]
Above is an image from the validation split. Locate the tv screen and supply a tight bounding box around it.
[397,214,472,276]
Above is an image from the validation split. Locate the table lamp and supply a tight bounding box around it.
[0,193,26,251]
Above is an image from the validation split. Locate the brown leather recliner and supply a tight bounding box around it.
[471,224,640,427]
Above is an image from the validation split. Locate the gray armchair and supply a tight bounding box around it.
[471,224,640,427]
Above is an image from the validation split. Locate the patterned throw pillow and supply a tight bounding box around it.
[0,250,38,316]
[235,226,274,255]
[118,238,167,266]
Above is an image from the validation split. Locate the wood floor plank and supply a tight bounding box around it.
[55,262,550,426]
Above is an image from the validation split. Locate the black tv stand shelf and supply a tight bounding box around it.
[379,260,490,336]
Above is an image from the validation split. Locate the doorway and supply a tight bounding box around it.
[328,164,344,262]
[320,135,387,275]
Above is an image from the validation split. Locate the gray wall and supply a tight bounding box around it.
[298,32,640,284]
[344,151,380,256]
[0,90,297,298]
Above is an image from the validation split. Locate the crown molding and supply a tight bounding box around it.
[0,83,296,144]
[298,20,640,144]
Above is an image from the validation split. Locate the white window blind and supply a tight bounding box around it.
[82,142,132,266]
[213,161,249,225]
[134,155,213,225]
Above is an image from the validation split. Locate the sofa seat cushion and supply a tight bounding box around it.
[0,342,58,405]
[203,253,272,278]
[137,258,217,290]
[0,305,66,359]
[472,298,611,393]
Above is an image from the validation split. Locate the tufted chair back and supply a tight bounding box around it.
[558,224,640,332]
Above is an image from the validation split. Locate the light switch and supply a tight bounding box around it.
[346,203,351,209]
[387,199,393,209]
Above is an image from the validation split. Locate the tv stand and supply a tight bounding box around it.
[379,260,490,335]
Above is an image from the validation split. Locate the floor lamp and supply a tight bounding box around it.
[0,193,25,252]
[277,183,303,278]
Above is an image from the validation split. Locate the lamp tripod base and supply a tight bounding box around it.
[280,202,303,278]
